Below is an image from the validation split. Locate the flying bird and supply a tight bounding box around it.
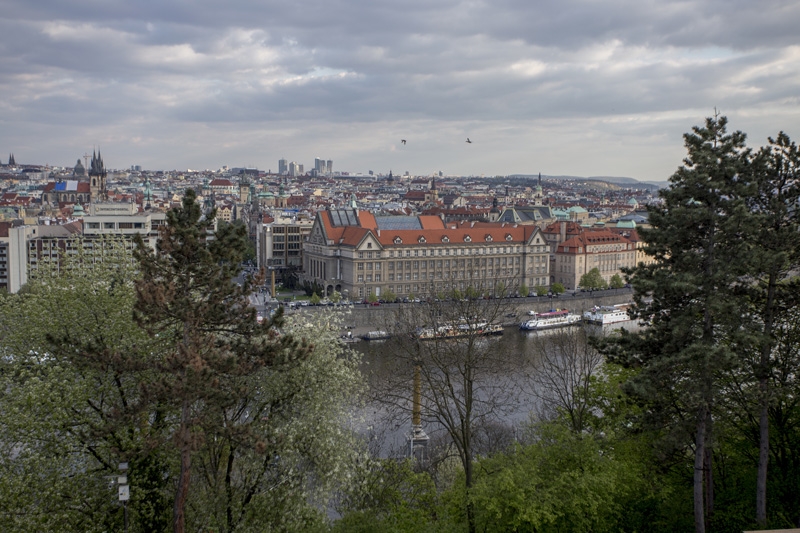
[466,138,472,143]
[401,139,406,145]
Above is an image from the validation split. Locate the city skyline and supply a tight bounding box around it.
[1,1,799,181]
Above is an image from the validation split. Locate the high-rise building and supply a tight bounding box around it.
[314,157,324,173]
[278,158,288,175]
[326,160,333,174]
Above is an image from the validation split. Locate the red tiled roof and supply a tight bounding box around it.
[318,210,541,247]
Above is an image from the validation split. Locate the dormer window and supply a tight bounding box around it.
[394,236,402,244]
[485,235,493,242]
[367,243,372,249]
[442,236,450,243]
[505,234,513,241]
[418,236,426,243]
[464,235,472,243]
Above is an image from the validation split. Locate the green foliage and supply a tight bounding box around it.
[330,290,342,303]
[368,291,379,303]
[519,284,529,297]
[609,273,625,289]
[333,459,439,532]
[579,267,607,290]
[550,282,565,294]
[310,292,321,305]
[464,286,481,300]
[467,423,646,533]
[303,279,325,297]
[382,288,397,302]
[535,285,548,296]
[0,240,172,532]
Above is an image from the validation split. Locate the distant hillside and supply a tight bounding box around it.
[509,174,667,190]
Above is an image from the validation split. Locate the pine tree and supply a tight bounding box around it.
[745,132,800,526]
[601,116,752,533]
[133,189,309,533]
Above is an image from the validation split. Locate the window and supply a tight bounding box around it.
[366,274,373,282]
[389,262,394,270]
[358,263,364,270]
[367,263,373,270]
[406,250,411,257]
[359,252,364,258]
[367,251,373,259]
[413,261,419,269]
[375,274,381,282]
[389,273,395,281]
[104,222,115,229]
[357,274,364,282]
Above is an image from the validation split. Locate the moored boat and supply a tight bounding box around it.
[417,320,504,340]
[582,304,633,325]
[519,309,581,331]
[362,330,391,340]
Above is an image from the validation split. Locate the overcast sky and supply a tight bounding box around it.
[1,0,798,181]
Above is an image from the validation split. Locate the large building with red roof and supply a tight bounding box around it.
[552,228,636,290]
[302,208,551,300]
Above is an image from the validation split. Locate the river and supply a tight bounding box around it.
[349,318,640,458]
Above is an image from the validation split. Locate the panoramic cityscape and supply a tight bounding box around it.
[2,1,800,533]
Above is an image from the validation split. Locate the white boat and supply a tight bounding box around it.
[519,309,581,330]
[417,321,503,340]
[582,304,632,325]
[362,330,391,340]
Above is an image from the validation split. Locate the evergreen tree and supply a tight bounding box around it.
[600,116,752,533]
[743,132,800,525]
[133,189,310,533]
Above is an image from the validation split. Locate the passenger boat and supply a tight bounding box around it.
[361,330,391,340]
[417,321,503,340]
[582,304,632,325]
[519,309,581,331]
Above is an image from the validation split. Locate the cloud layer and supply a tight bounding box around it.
[2,0,798,180]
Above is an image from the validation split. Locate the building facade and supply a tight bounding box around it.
[302,209,550,299]
[551,228,636,290]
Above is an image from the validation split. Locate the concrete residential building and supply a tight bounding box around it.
[302,209,550,300]
[256,214,313,279]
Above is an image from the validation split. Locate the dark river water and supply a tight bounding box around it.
[349,322,625,458]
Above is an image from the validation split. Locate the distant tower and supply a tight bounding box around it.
[74,158,86,177]
[239,176,250,204]
[278,158,288,175]
[143,176,153,209]
[88,150,108,202]
[8,153,15,166]
[489,197,500,222]
[533,172,544,206]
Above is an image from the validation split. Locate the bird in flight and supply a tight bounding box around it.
[401,139,406,145]
[466,138,472,143]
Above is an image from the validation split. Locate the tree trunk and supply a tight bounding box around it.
[465,458,475,533]
[694,405,707,533]
[757,272,777,526]
[704,440,714,524]
[757,380,769,526]
[173,402,191,533]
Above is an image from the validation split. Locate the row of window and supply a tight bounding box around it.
[357,256,534,271]
[356,245,547,259]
